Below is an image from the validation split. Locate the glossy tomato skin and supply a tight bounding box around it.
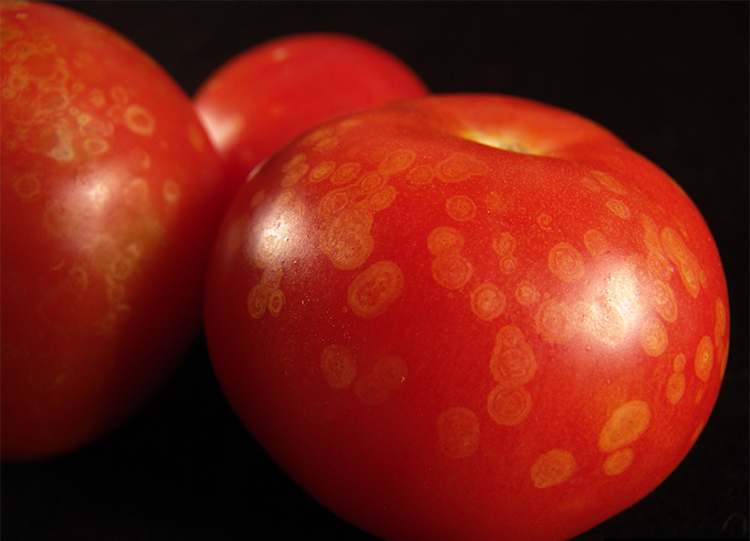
[1,2,231,461]
[204,95,728,541]
[193,32,428,193]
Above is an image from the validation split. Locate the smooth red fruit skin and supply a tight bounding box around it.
[1,2,231,461]
[193,32,429,193]
[204,95,728,541]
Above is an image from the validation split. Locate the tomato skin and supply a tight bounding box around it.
[204,95,729,541]
[1,2,231,461]
[193,32,429,192]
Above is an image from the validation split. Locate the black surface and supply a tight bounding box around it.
[3,2,748,540]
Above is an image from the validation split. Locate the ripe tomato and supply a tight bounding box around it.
[193,32,428,192]
[203,94,729,541]
[1,2,232,461]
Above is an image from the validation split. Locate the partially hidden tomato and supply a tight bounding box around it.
[203,94,729,541]
[1,2,232,461]
[194,32,429,192]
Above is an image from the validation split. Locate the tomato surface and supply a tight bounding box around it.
[203,94,729,541]
[1,2,232,461]
[194,32,428,192]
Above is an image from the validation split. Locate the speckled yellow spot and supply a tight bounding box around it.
[436,153,489,183]
[673,353,687,373]
[606,198,631,219]
[591,170,627,195]
[535,299,575,343]
[432,253,473,290]
[446,195,477,221]
[320,207,374,270]
[598,400,651,452]
[694,335,713,382]
[247,283,269,319]
[548,242,584,282]
[537,213,553,231]
[583,229,608,256]
[13,173,40,200]
[321,345,357,389]
[640,317,668,357]
[651,280,677,323]
[603,448,634,476]
[407,164,434,186]
[438,407,480,459]
[163,180,180,205]
[715,297,727,342]
[492,233,516,258]
[309,160,336,183]
[487,385,532,426]
[347,260,404,318]
[531,449,576,488]
[515,281,541,306]
[485,191,510,214]
[317,186,354,220]
[660,227,701,298]
[250,190,265,207]
[470,282,506,322]
[354,373,390,405]
[359,171,386,192]
[267,289,285,317]
[490,325,536,387]
[366,185,398,212]
[330,162,361,185]
[281,161,309,187]
[427,226,464,255]
[379,149,416,176]
[666,373,686,404]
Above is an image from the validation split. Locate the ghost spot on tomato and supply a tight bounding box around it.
[602,448,635,476]
[666,373,686,405]
[660,227,702,298]
[360,171,386,192]
[605,198,631,220]
[354,373,390,405]
[470,282,506,322]
[598,400,651,453]
[378,149,416,176]
[651,280,678,323]
[694,335,714,382]
[535,298,575,344]
[320,207,375,270]
[162,180,181,205]
[436,153,489,183]
[437,407,480,459]
[487,385,532,426]
[548,242,585,282]
[490,325,536,387]
[639,317,668,357]
[321,344,357,389]
[347,260,404,318]
[531,449,576,488]
[432,253,473,290]
[427,226,464,256]
[13,172,41,200]
[353,356,407,405]
[514,280,541,306]
[590,170,627,195]
[537,213,553,231]
[366,185,398,212]
[309,160,336,183]
[407,164,434,186]
[280,154,309,187]
[445,195,477,222]
[372,356,408,389]
[331,162,362,185]
[492,232,516,258]
[673,353,687,373]
[123,104,154,136]
[715,298,727,341]
[583,229,609,257]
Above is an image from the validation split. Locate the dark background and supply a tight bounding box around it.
[3,2,748,540]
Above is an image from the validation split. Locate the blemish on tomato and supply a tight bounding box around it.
[605,198,631,220]
[378,148,416,176]
[590,170,627,195]
[492,232,516,258]
[602,448,634,476]
[321,344,357,389]
[660,227,701,298]
[436,153,489,183]
[666,373,686,404]
[535,298,575,344]
[330,162,361,185]
[548,242,584,282]
[598,400,651,453]
[514,280,540,306]
[407,164,434,186]
[347,260,404,318]
[354,373,390,405]
[432,253,473,290]
[437,407,480,459]
[373,356,408,389]
[320,207,374,270]
[427,226,464,256]
[123,104,154,136]
[366,185,398,212]
[470,282,506,322]
[309,160,335,183]
[490,325,536,387]
[446,195,477,221]
[694,335,713,382]
[537,213,553,231]
[639,317,668,357]
[487,385,532,426]
[583,229,608,256]
[651,279,677,323]
[673,353,687,373]
[531,449,576,488]
[12,172,40,200]
[162,180,180,205]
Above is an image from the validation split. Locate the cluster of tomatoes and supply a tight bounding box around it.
[1,3,730,541]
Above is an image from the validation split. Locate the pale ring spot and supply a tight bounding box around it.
[431,253,473,290]
[602,448,635,476]
[347,260,404,318]
[320,345,356,389]
[487,385,532,426]
[548,242,584,282]
[606,198,632,219]
[694,335,713,382]
[666,373,686,404]
[427,226,464,256]
[437,407,480,459]
[598,400,651,453]
[640,317,668,357]
[446,195,477,221]
[470,282,506,322]
[531,449,576,488]
[436,153,489,183]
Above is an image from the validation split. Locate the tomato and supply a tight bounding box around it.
[203,94,729,541]
[193,32,428,192]
[1,2,232,461]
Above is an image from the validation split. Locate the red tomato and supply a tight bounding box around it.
[193,32,428,192]
[1,2,232,461]
[203,95,729,541]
